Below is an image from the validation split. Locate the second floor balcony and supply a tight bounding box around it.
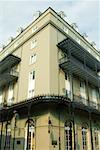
[0,70,19,90]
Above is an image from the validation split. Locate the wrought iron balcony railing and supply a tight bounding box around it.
[57,37,100,72]
[0,70,19,89]
[59,57,100,87]
[0,54,21,74]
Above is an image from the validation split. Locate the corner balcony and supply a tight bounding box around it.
[73,94,100,112]
[0,70,19,89]
[57,37,100,72]
[59,56,100,87]
[0,54,21,74]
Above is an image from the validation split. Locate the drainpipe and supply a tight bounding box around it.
[26,104,31,150]
[58,110,61,150]
[72,105,76,150]
[4,110,10,150]
[12,110,19,150]
[89,112,94,150]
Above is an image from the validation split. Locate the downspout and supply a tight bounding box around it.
[26,104,31,150]
[72,105,76,150]
[89,112,94,150]
[4,110,10,150]
[58,109,61,150]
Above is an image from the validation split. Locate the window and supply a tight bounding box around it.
[32,26,38,33]
[28,71,35,98]
[24,120,35,150]
[31,39,37,49]
[82,127,87,150]
[30,54,37,64]
[0,91,3,104]
[94,130,99,150]
[6,128,11,149]
[65,74,71,98]
[7,84,14,106]
[65,122,72,150]
[92,88,97,108]
[80,81,87,105]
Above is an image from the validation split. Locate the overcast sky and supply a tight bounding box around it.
[0,0,100,49]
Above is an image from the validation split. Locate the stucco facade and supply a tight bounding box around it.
[0,7,100,150]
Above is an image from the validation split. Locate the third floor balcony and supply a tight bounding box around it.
[59,56,100,88]
[0,54,21,74]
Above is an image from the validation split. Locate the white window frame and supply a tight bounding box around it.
[94,130,99,150]
[6,128,11,149]
[92,88,97,108]
[7,84,14,105]
[28,70,35,98]
[24,123,35,150]
[29,54,37,65]
[80,81,87,105]
[82,127,87,150]
[31,39,37,49]
[65,123,72,150]
[65,74,71,99]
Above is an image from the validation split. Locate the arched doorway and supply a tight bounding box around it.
[24,119,35,150]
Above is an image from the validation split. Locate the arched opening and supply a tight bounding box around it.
[94,129,99,150]
[4,122,11,150]
[81,123,88,150]
[24,119,35,150]
[65,121,72,150]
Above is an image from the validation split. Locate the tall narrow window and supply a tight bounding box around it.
[80,81,87,105]
[65,122,72,150]
[6,128,11,150]
[82,127,87,150]
[94,130,99,150]
[92,88,97,108]
[24,120,35,150]
[30,54,37,64]
[28,71,35,98]
[7,84,14,106]
[31,39,37,49]
[65,74,71,99]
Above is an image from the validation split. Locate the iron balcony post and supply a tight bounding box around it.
[26,104,31,150]
[89,112,94,150]
[12,110,19,150]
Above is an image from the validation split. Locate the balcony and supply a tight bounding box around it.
[57,37,100,72]
[59,57,100,87]
[0,70,19,89]
[0,54,21,74]
[73,94,100,112]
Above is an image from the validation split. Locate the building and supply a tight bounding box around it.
[0,7,100,150]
